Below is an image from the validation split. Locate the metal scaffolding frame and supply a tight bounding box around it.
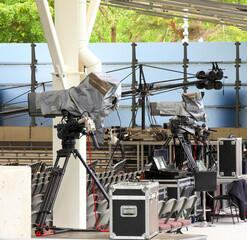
[101,0,247,30]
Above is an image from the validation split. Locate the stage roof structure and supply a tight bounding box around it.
[100,0,247,30]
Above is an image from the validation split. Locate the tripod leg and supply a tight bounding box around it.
[177,133,199,173]
[35,150,71,234]
[162,134,174,149]
[74,149,109,202]
[105,140,120,172]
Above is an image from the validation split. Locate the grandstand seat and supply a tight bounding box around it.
[87,194,99,207]
[32,193,44,204]
[97,199,108,213]
[31,210,39,226]
[97,209,110,230]
[177,195,197,227]
[34,182,44,195]
[165,197,187,232]
[87,203,99,215]
[32,200,43,212]
[41,180,49,194]
[31,183,37,195]
[159,198,177,232]
[87,212,101,229]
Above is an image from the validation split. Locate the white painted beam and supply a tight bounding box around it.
[78,0,102,73]
[53,0,87,229]
[35,0,67,88]
[86,0,101,43]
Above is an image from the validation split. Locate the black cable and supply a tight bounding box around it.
[104,141,120,172]
[128,94,141,128]
[104,108,125,172]
[106,65,135,73]
[149,86,183,96]
[146,97,154,127]
[153,76,196,85]
[116,108,122,127]
[120,66,140,83]
[37,117,52,126]
[121,94,141,101]
[146,95,157,128]
[0,89,32,107]
[120,72,135,83]
[3,101,28,106]
[142,64,195,76]
[1,113,29,121]
[0,81,52,91]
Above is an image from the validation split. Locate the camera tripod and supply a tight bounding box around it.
[35,116,109,236]
[162,130,199,173]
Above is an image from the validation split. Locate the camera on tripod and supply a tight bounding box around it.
[55,110,99,149]
[164,116,198,136]
[28,72,121,144]
[27,72,120,236]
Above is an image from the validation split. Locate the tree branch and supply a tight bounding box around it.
[169,21,184,38]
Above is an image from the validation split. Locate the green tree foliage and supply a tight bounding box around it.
[0,0,247,43]
[90,6,185,43]
[0,0,53,43]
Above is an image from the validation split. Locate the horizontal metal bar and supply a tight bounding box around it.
[109,0,247,22]
[0,63,52,66]
[0,156,52,160]
[119,105,247,109]
[102,0,247,29]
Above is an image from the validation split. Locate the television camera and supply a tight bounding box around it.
[164,116,216,141]
[150,91,216,173]
[28,72,121,144]
[28,72,121,236]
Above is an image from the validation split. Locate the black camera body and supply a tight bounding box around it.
[56,120,85,141]
[164,116,197,136]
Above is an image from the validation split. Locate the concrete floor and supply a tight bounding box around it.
[187,218,247,240]
[32,231,206,240]
[29,218,247,240]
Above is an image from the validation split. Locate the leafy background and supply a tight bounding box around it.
[0,0,247,43]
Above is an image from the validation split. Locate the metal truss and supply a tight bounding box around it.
[100,0,247,30]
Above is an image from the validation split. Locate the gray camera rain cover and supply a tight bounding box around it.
[155,91,208,122]
[35,72,121,143]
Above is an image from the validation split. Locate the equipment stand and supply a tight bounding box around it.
[162,132,199,173]
[35,139,109,236]
[194,191,215,228]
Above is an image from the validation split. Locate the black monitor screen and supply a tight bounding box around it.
[154,149,169,164]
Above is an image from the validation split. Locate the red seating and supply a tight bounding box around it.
[158,195,197,233]
[159,223,172,231]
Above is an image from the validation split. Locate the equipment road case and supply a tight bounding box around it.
[109,181,159,240]
[217,138,242,178]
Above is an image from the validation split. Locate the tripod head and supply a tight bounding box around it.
[55,110,99,149]
[164,116,197,136]
[164,115,217,140]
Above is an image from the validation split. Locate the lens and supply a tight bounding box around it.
[196,82,205,89]
[196,71,206,79]
[214,81,223,90]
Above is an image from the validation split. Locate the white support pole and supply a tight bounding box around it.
[36,0,102,229]
[52,0,87,229]
[78,0,102,73]
[35,0,68,88]
[86,0,101,43]
[182,9,189,43]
